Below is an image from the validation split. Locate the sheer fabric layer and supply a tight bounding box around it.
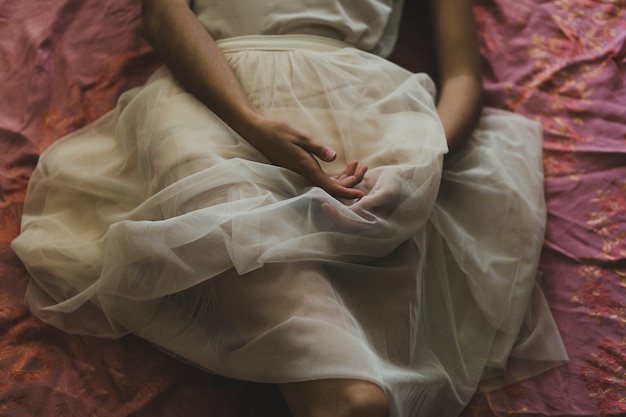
[12,38,566,417]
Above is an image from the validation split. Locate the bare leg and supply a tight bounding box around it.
[279,378,389,417]
[208,262,389,417]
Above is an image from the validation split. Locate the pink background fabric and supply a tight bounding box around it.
[1,0,625,415]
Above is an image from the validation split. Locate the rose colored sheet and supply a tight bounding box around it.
[1,0,625,416]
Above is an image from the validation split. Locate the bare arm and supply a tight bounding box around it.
[141,0,258,134]
[428,0,483,154]
[140,0,366,199]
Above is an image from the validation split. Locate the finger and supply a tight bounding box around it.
[334,161,362,181]
[338,165,368,188]
[337,176,360,188]
[340,160,358,179]
[316,170,365,199]
[327,183,365,200]
[353,163,368,181]
[337,162,367,184]
[295,132,337,162]
[291,153,359,199]
[316,170,364,199]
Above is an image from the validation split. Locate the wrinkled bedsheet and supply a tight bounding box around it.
[1,0,625,416]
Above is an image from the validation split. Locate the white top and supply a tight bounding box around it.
[191,0,405,56]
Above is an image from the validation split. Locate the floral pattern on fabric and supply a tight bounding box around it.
[581,338,626,415]
[588,182,626,260]
[572,264,626,327]
[463,0,626,416]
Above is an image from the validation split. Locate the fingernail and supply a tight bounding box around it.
[325,149,336,160]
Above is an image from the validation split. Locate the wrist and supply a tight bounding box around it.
[232,110,268,146]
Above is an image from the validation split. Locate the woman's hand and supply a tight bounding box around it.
[320,171,402,231]
[143,0,367,199]
[243,116,367,200]
[330,160,369,191]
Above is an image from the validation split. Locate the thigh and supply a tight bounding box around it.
[208,261,355,351]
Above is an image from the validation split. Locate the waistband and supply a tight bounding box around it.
[216,34,352,53]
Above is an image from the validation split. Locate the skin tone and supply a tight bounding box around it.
[141,0,482,201]
[429,0,483,153]
[140,0,482,415]
[141,0,367,200]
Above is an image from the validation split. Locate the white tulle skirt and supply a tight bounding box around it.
[12,35,567,417]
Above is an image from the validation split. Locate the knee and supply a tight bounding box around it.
[280,379,390,417]
[342,382,390,417]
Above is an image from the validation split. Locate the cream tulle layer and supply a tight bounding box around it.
[12,41,567,417]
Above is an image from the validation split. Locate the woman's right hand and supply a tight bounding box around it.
[142,1,366,199]
[242,116,367,200]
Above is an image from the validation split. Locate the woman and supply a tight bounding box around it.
[12,0,567,416]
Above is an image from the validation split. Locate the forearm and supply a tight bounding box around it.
[141,0,365,199]
[140,0,261,137]
[428,0,483,154]
[436,74,482,153]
